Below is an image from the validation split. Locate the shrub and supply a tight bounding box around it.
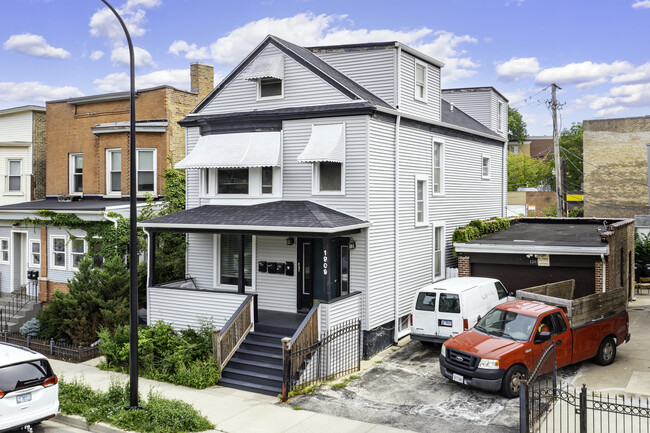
[99,321,220,389]
[451,217,512,255]
[19,318,40,337]
[59,379,214,433]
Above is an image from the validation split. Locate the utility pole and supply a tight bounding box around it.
[550,83,564,216]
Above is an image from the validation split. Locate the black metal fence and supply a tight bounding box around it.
[521,342,650,433]
[285,319,361,394]
[2,332,100,363]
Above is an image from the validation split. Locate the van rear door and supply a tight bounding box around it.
[411,291,438,337]
[436,293,463,338]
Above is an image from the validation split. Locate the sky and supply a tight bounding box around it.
[1,0,649,136]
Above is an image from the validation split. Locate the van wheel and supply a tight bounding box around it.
[501,365,527,398]
[594,336,616,366]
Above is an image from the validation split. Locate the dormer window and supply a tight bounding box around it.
[242,55,285,100]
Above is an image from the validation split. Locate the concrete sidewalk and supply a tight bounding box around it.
[50,345,413,433]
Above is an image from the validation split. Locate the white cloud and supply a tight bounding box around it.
[503,90,527,107]
[111,45,155,67]
[496,57,540,81]
[168,40,210,60]
[594,106,626,117]
[632,0,650,8]
[94,68,193,92]
[578,83,650,118]
[3,33,70,59]
[611,62,650,84]
[535,61,634,86]
[506,0,526,5]
[89,0,160,41]
[0,81,83,103]
[90,50,104,61]
[168,13,479,82]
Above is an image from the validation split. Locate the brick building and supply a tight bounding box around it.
[454,217,635,299]
[583,116,650,218]
[0,106,47,204]
[0,63,213,300]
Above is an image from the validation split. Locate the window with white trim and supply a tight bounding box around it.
[497,101,504,132]
[218,234,252,287]
[315,162,342,193]
[0,238,8,264]
[261,167,273,194]
[7,160,21,192]
[69,154,83,194]
[29,240,40,267]
[508,145,519,155]
[201,167,280,197]
[107,149,121,194]
[415,175,428,226]
[482,156,491,179]
[137,149,156,193]
[414,61,427,101]
[340,244,350,297]
[70,238,86,270]
[258,78,283,98]
[51,236,66,270]
[433,141,444,195]
[433,224,445,280]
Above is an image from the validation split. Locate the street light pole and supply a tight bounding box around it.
[99,0,139,409]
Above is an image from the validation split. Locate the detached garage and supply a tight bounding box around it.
[454,217,635,298]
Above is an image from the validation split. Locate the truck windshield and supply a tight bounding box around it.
[473,308,537,342]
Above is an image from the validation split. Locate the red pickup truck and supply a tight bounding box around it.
[439,291,630,398]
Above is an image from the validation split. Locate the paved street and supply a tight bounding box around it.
[5,418,88,433]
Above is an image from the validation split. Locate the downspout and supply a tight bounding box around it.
[393,44,402,344]
[145,228,152,325]
[104,211,120,227]
[601,253,607,293]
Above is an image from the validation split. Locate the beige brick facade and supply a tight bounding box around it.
[583,117,650,218]
[45,64,213,197]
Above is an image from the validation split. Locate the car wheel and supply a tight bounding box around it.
[501,365,527,398]
[594,336,616,366]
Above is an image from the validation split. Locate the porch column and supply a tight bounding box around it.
[237,234,245,294]
[147,231,156,287]
[323,237,332,302]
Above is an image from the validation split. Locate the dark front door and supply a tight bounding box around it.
[298,240,314,312]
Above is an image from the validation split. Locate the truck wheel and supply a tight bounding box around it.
[594,336,616,366]
[501,365,527,398]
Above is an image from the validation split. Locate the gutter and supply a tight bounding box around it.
[453,243,610,256]
[601,254,607,292]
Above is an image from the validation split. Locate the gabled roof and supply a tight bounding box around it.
[440,99,502,140]
[192,35,392,114]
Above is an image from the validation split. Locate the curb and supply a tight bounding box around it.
[54,414,134,433]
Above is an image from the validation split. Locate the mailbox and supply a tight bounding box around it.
[275,262,285,274]
[285,262,294,276]
[267,262,277,274]
[258,261,267,273]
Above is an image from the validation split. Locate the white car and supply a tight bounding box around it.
[0,343,59,432]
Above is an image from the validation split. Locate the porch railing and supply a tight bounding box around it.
[0,281,39,332]
[212,294,255,370]
[281,301,321,400]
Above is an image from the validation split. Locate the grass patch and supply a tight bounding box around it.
[331,374,362,390]
[59,379,214,433]
[293,406,303,411]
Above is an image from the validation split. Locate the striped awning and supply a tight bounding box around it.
[297,123,345,163]
[175,132,282,169]
[241,55,284,81]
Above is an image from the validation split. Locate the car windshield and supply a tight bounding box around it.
[474,308,537,342]
[0,359,53,393]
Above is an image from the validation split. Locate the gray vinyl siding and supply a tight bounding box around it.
[398,51,441,122]
[281,115,368,219]
[367,118,397,329]
[320,293,362,334]
[185,127,200,210]
[0,111,32,142]
[491,93,508,139]
[200,44,351,116]
[147,286,248,331]
[314,48,396,106]
[255,236,296,313]
[441,91,492,132]
[186,233,214,288]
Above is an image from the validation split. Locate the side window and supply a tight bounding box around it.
[495,281,508,299]
[537,315,555,335]
[551,312,568,334]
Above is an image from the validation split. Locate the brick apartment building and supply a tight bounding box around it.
[583,116,650,219]
[0,63,213,300]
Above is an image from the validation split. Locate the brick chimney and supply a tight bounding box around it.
[190,62,214,101]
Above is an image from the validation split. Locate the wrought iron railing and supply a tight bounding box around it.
[2,332,99,363]
[0,281,39,332]
[212,294,254,370]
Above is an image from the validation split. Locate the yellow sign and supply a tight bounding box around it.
[566,194,583,202]
[537,254,550,267]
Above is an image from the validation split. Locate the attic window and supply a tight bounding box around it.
[259,78,283,98]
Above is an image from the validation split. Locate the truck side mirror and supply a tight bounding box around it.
[535,331,551,343]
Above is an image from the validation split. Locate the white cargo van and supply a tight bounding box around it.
[410,277,513,344]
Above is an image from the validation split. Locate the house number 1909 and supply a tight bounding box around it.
[323,250,328,275]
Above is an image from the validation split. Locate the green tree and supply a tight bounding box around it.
[507,152,554,191]
[508,107,528,143]
[559,122,583,191]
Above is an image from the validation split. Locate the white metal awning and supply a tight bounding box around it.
[297,123,345,163]
[241,55,284,81]
[175,131,282,169]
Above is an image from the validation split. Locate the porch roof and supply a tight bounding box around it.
[139,200,370,235]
